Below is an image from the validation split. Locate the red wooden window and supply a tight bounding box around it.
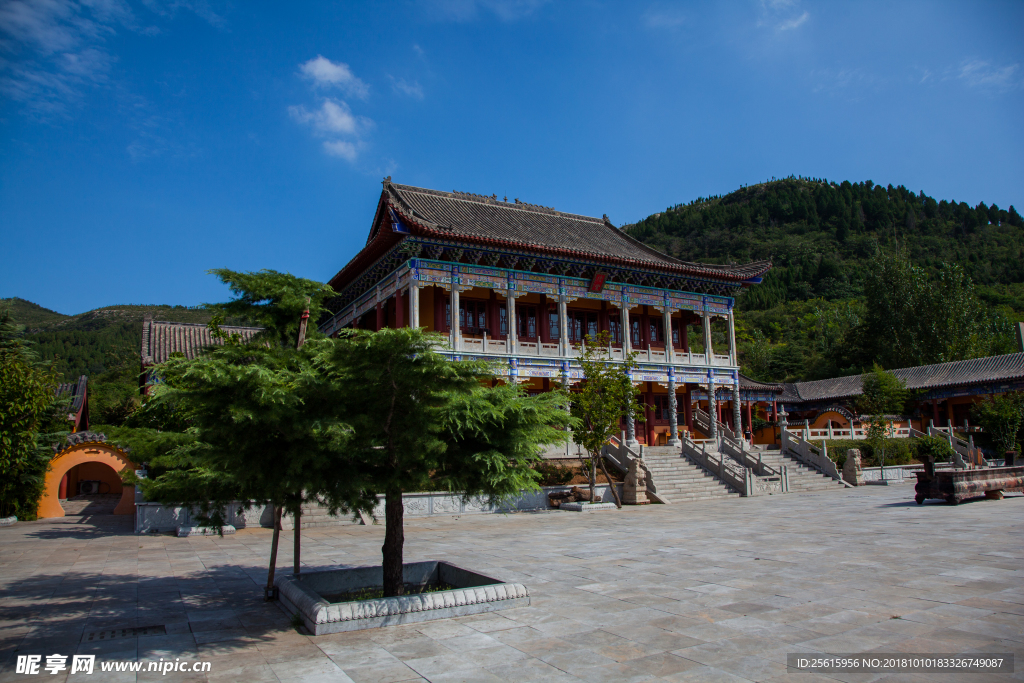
[568,311,598,343]
[517,306,537,340]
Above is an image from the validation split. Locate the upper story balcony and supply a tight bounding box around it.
[322,258,741,371]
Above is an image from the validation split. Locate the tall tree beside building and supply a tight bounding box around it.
[971,393,1024,456]
[132,269,349,593]
[310,327,572,597]
[568,331,643,507]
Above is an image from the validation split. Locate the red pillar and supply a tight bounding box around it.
[772,400,777,421]
[684,384,693,432]
[746,401,754,434]
[681,315,689,352]
[645,387,655,445]
[375,301,384,331]
[932,399,939,425]
[539,295,549,343]
[396,293,405,328]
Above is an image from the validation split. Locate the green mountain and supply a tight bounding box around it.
[0,299,212,379]
[622,177,1024,382]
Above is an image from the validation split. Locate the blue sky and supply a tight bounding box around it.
[2,0,1022,315]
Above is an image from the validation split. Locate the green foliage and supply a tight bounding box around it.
[970,393,1024,454]
[310,326,572,594]
[824,437,927,468]
[914,435,955,464]
[858,365,909,416]
[206,268,335,349]
[533,461,575,486]
[310,327,571,506]
[0,308,67,519]
[625,178,1024,382]
[569,331,642,502]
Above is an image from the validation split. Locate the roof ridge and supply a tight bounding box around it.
[390,182,604,224]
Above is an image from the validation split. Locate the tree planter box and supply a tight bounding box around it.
[915,462,1024,505]
[560,502,618,512]
[275,561,529,635]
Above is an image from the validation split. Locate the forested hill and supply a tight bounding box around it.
[0,298,212,379]
[622,178,1024,383]
[623,177,1024,312]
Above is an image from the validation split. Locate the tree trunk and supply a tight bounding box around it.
[599,456,622,508]
[293,503,301,575]
[589,455,597,505]
[382,488,405,597]
[265,504,283,599]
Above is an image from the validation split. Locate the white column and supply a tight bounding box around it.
[625,386,638,448]
[450,285,460,352]
[703,313,714,362]
[668,376,680,446]
[622,305,632,355]
[732,382,742,443]
[558,294,568,356]
[410,282,419,328]
[663,308,674,363]
[727,310,737,366]
[709,382,719,442]
[506,291,517,354]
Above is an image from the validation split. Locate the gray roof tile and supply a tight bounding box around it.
[141,318,262,365]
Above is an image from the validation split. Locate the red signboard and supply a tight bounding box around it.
[589,271,608,293]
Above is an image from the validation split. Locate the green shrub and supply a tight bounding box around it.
[822,437,919,468]
[533,461,575,486]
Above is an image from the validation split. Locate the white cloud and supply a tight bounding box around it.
[298,55,369,99]
[422,0,549,22]
[757,0,809,32]
[389,76,424,99]
[288,98,369,136]
[777,10,808,30]
[957,59,1020,90]
[323,140,358,161]
[0,0,221,118]
[641,6,686,30]
[289,98,372,163]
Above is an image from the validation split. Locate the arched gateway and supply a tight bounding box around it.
[38,436,136,519]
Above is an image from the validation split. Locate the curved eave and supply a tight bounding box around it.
[392,203,772,283]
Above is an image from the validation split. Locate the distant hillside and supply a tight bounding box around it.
[2,297,70,330]
[0,299,213,379]
[622,177,1024,382]
[623,177,1024,312]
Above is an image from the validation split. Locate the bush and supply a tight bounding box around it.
[533,461,575,486]
[822,437,920,468]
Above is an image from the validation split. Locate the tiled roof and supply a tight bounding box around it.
[141,318,262,366]
[385,181,771,280]
[782,352,1024,403]
[738,374,783,392]
[55,376,87,413]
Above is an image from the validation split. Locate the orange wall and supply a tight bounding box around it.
[64,461,123,496]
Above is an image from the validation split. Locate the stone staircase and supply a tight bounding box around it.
[755,449,847,492]
[642,446,741,503]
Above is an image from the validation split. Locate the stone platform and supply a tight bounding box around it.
[0,486,1021,682]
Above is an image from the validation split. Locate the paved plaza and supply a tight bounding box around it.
[0,485,1021,683]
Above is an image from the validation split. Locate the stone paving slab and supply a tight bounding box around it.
[0,486,1021,682]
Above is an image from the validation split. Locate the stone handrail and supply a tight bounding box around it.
[924,425,972,469]
[602,436,666,503]
[681,434,748,495]
[720,437,782,478]
[694,407,738,441]
[782,428,852,487]
[719,438,789,494]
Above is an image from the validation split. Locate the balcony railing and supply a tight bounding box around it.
[449,333,735,367]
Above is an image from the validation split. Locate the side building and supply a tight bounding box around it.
[320,179,772,447]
